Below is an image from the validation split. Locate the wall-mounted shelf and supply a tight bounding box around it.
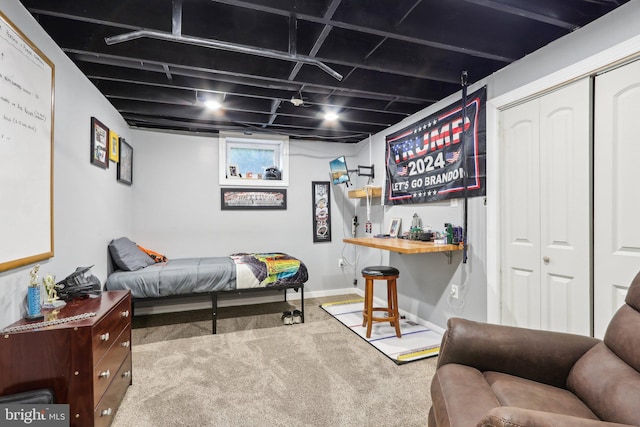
[343,237,462,263]
[348,186,382,199]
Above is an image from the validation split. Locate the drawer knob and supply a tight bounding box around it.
[121,310,130,318]
[121,340,131,348]
[99,369,111,379]
[100,332,110,342]
[122,370,131,378]
[101,408,112,417]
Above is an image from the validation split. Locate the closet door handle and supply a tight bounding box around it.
[542,256,550,264]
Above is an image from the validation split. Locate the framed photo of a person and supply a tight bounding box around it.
[117,138,133,185]
[388,218,401,237]
[90,117,109,168]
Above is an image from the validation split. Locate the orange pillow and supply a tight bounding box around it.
[137,245,168,263]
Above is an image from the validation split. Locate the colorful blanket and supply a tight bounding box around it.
[230,253,308,288]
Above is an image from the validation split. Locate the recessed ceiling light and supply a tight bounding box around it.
[324,111,339,121]
[204,100,221,110]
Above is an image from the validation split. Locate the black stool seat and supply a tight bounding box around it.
[361,266,400,276]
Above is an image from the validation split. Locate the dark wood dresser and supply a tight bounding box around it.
[0,291,132,427]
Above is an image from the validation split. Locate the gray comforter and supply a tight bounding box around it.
[105,257,236,298]
[105,253,308,298]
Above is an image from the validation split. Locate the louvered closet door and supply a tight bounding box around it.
[594,59,640,338]
[500,78,591,334]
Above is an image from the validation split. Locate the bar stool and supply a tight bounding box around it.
[361,266,401,338]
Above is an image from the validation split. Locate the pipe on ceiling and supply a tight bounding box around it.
[104,30,343,81]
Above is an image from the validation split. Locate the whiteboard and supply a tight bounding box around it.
[0,11,54,272]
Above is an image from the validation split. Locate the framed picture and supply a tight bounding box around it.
[117,138,133,185]
[389,218,401,237]
[312,181,331,242]
[221,188,286,210]
[109,129,119,162]
[90,117,109,168]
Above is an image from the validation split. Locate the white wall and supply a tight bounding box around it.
[0,3,132,328]
[129,129,361,295]
[348,85,488,327]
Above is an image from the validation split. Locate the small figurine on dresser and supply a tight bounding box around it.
[43,273,66,309]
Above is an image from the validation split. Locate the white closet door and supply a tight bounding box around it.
[501,99,542,328]
[594,59,640,338]
[538,79,591,335]
[500,79,591,334]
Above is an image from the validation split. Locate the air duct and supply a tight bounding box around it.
[105,30,343,81]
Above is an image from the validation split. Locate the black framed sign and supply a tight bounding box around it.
[312,181,331,242]
[221,188,287,210]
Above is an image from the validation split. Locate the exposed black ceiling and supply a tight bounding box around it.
[21,0,628,143]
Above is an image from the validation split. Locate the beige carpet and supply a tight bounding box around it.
[112,296,437,426]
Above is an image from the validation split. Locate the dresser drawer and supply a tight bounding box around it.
[94,353,132,427]
[93,325,131,405]
[92,295,131,365]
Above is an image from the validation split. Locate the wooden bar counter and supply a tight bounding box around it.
[343,237,462,255]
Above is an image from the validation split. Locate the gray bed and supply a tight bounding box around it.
[105,238,308,333]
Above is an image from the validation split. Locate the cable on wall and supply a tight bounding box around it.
[365,134,373,234]
[461,71,469,264]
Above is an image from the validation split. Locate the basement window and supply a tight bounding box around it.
[219,132,289,187]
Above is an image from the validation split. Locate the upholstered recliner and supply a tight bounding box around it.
[429,272,640,427]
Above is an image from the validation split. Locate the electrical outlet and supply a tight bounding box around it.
[451,284,459,299]
[338,258,345,267]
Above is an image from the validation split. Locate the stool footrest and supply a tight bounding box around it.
[369,316,398,322]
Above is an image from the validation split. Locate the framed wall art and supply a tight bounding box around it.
[109,129,120,162]
[90,117,109,168]
[389,218,402,237]
[221,188,287,210]
[117,138,133,185]
[312,181,331,242]
[0,12,55,272]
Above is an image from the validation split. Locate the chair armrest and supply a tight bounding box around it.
[480,407,635,427]
[438,318,600,388]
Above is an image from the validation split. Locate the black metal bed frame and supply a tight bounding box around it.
[131,283,304,334]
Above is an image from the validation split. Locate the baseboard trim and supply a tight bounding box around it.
[132,287,444,334]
